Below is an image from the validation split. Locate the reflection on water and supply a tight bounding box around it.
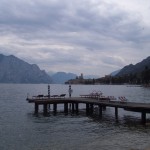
[0,84,150,150]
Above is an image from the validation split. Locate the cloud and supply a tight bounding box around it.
[0,0,150,76]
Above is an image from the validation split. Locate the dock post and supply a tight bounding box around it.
[35,103,39,114]
[99,105,102,118]
[141,111,146,124]
[102,106,106,111]
[75,103,79,114]
[64,103,68,114]
[69,103,71,110]
[90,104,94,114]
[43,104,48,115]
[86,103,90,114]
[48,104,51,110]
[115,107,118,120]
[53,103,57,113]
[72,103,75,113]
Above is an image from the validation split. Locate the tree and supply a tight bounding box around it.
[142,66,150,84]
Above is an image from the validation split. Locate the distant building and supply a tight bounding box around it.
[65,73,84,84]
[79,73,83,80]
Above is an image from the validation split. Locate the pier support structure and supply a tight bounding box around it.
[75,103,79,114]
[86,103,90,114]
[35,103,39,114]
[90,104,94,114]
[72,103,75,113]
[141,111,146,124]
[64,103,68,113]
[28,97,150,125]
[99,105,103,118]
[43,104,48,115]
[115,107,118,120]
[53,103,57,113]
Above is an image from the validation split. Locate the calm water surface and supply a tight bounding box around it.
[0,84,150,150]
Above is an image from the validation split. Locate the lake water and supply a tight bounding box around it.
[0,84,150,150]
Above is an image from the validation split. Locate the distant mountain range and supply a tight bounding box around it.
[50,72,100,84]
[0,54,52,83]
[50,72,77,84]
[0,54,100,84]
[1,53,149,83]
[116,56,150,76]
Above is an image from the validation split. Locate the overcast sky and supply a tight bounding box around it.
[0,0,150,77]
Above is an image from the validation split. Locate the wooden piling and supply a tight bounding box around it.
[115,107,118,120]
[35,103,39,114]
[99,105,103,118]
[86,103,90,114]
[53,103,57,113]
[48,104,50,110]
[69,103,71,110]
[43,104,48,115]
[102,106,106,111]
[72,103,75,113]
[141,111,146,124]
[75,103,79,114]
[90,104,94,114]
[64,103,68,113]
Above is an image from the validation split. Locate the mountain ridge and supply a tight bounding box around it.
[50,72,77,84]
[116,56,150,76]
[0,54,52,83]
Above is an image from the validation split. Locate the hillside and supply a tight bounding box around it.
[117,56,150,76]
[51,72,76,84]
[110,69,120,76]
[0,54,52,83]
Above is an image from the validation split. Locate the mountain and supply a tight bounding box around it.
[110,69,121,76]
[116,56,150,76]
[51,72,77,84]
[0,54,52,83]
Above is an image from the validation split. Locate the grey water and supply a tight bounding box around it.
[0,84,150,150]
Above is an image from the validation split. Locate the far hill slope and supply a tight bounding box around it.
[51,72,76,84]
[0,54,52,83]
[110,69,120,76]
[117,56,150,76]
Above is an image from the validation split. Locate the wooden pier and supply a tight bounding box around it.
[26,97,150,124]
